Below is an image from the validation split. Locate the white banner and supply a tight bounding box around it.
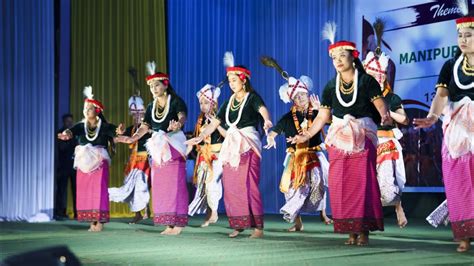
[355,0,473,189]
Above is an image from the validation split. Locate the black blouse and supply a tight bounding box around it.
[436,56,474,102]
[321,71,382,124]
[69,121,117,147]
[143,95,187,132]
[271,109,322,149]
[378,92,403,131]
[217,92,265,129]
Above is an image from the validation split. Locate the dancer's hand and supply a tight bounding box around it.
[115,135,133,144]
[205,113,216,121]
[116,123,125,135]
[413,114,438,129]
[264,135,276,149]
[287,134,309,144]
[57,132,71,141]
[167,120,182,132]
[263,120,273,135]
[380,112,393,126]
[310,94,321,110]
[185,136,204,146]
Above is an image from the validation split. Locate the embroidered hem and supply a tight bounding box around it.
[228,215,264,229]
[333,218,384,233]
[451,218,474,241]
[77,210,109,223]
[153,213,188,227]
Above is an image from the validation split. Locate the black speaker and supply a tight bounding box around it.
[2,245,81,266]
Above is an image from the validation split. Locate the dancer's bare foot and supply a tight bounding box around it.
[249,228,264,239]
[345,233,358,245]
[228,229,244,238]
[160,226,173,235]
[94,222,104,232]
[168,226,183,235]
[395,203,408,228]
[209,211,218,223]
[87,222,96,232]
[357,231,369,246]
[288,224,304,232]
[201,220,210,227]
[129,212,144,224]
[288,216,304,232]
[201,211,218,227]
[320,210,333,225]
[456,239,471,253]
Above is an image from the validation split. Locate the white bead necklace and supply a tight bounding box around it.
[335,69,359,107]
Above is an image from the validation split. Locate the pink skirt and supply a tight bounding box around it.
[222,150,264,229]
[442,144,474,240]
[327,140,384,233]
[76,160,110,223]
[151,147,188,227]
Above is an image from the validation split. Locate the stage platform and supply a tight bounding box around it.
[1,215,472,265]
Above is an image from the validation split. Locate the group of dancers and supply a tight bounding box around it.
[57,12,473,252]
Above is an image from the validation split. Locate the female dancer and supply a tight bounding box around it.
[289,22,392,245]
[186,52,273,238]
[116,62,188,235]
[414,7,474,252]
[58,86,117,232]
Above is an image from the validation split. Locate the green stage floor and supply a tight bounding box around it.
[0,215,472,265]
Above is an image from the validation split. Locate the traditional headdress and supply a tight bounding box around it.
[322,21,360,59]
[145,61,169,86]
[363,18,390,91]
[128,93,145,115]
[456,0,473,29]
[322,21,361,108]
[223,51,251,80]
[278,76,313,103]
[196,84,221,103]
[83,86,104,113]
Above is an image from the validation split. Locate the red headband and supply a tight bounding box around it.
[85,99,104,113]
[226,67,251,80]
[456,17,474,29]
[329,41,359,58]
[146,73,170,85]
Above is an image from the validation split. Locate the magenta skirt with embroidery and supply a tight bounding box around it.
[151,147,189,227]
[76,160,110,223]
[442,144,474,241]
[327,140,384,233]
[222,150,264,229]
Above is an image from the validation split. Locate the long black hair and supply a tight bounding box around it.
[353,56,367,74]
